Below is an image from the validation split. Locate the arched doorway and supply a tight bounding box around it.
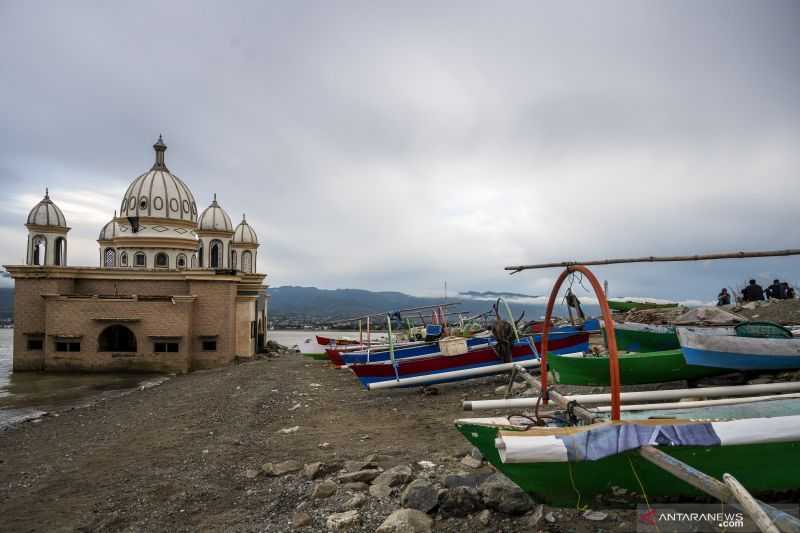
[98,325,137,352]
[54,237,67,266]
[32,235,47,266]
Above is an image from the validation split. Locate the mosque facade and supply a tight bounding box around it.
[4,137,268,373]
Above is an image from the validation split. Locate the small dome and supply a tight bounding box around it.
[27,189,67,228]
[198,195,233,233]
[119,136,198,223]
[233,215,258,244]
[98,215,117,241]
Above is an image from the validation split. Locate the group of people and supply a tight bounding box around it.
[717,279,796,306]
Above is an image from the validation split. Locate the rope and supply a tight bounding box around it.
[628,456,661,533]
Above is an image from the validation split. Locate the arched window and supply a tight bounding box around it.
[191,254,197,268]
[98,325,137,352]
[242,250,252,273]
[134,252,146,267]
[32,235,46,266]
[177,254,187,270]
[155,252,169,268]
[231,250,237,270]
[210,239,222,268]
[120,252,128,266]
[54,237,66,266]
[103,248,115,267]
[198,242,204,268]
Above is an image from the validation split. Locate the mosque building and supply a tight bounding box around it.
[4,137,268,373]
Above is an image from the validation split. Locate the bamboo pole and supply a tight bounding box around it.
[506,248,800,273]
[638,447,800,533]
[590,392,800,413]
[366,359,541,390]
[723,474,781,533]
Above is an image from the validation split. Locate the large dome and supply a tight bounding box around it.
[118,136,197,223]
[198,195,233,233]
[27,189,67,228]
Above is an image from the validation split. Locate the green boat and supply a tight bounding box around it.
[607,322,681,352]
[455,416,800,506]
[607,300,679,313]
[548,349,726,385]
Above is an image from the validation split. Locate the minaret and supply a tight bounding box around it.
[25,188,70,266]
[152,134,168,171]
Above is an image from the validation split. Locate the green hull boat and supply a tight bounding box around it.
[607,300,679,313]
[455,420,800,507]
[548,349,725,385]
[611,323,680,352]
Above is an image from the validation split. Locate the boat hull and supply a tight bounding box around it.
[612,323,679,352]
[455,421,800,506]
[679,329,800,370]
[548,349,725,386]
[350,341,544,388]
[607,301,678,313]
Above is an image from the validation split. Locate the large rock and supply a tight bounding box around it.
[372,464,413,488]
[460,455,482,469]
[303,462,326,480]
[336,469,382,484]
[438,486,483,517]
[312,480,338,499]
[376,509,433,533]
[400,479,439,513]
[341,482,369,492]
[344,454,377,472]
[326,510,360,531]
[479,475,534,515]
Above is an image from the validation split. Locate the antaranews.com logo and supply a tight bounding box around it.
[636,504,798,532]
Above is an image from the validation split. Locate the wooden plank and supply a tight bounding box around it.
[638,446,800,533]
[723,473,781,533]
[505,248,800,273]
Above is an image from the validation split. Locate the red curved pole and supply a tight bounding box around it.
[540,265,621,421]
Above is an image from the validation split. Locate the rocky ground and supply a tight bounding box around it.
[0,343,636,532]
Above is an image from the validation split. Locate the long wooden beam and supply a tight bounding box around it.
[506,248,800,273]
[638,447,800,533]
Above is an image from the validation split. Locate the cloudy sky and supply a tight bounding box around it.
[1,1,798,301]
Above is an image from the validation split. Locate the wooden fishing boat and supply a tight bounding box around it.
[350,339,545,389]
[605,321,681,352]
[315,335,362,346]
[679,323,800,370]
[337,319,598,366]
[455,413,800,506]
[607,299,678,313]
[547,349,726,386]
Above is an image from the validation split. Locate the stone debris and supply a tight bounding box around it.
[312,480,338,499]
[582,510,609,521]
[376,509,434,533]
[244,468,259,479]
[438,486,482,517]
[369,483,393,499]
[279,426,300,434]
[273,460,302,475]
[400,479,439,513]
[417,461,435,469]
[342,492,367,509]
[527,505,544,528]
[336,469,382,484]
[476,509,492,526]
[303,462,325,480]
[292,511,313,529]
[372,464,413,488]
[341,482,369,492]
[326,510,360,531]
[479,475,534,515]
[545,511,557,523]
[459,455,482,469]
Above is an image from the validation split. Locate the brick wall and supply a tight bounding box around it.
[188,280,238,369]
[74,279,188,296]
[13,277,75,370]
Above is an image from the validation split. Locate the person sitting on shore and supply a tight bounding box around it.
[766,279,786,300]
[717,288,731,306]
[742,279,765,302]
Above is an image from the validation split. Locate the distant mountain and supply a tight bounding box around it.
[459,290,540,300]
[0,287,13,319]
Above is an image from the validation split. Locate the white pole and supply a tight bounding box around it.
[590,392,800,413]
[367,359,541,390]
[565,381,800,405]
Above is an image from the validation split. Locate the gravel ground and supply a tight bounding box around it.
[0,348,639,532]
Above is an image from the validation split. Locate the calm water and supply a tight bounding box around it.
[0,328,158,428]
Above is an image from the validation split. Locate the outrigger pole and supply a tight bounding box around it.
[331,302,461,324]
[506,248,800,273]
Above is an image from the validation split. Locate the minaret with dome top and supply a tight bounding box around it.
[25,188,70,267]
